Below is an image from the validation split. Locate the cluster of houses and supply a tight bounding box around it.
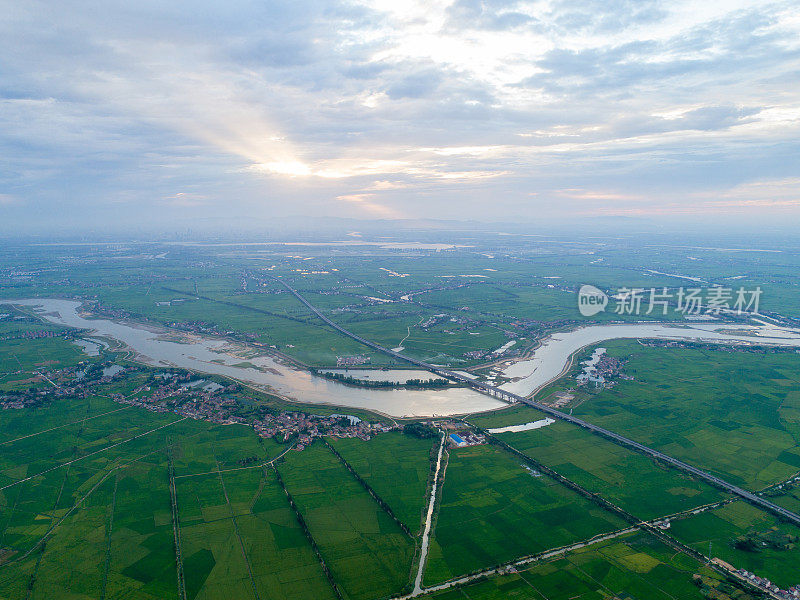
[735,568,800,599]
[1,350,399,452]
[253,412,396,450]
[109,373,396,450]
[0,361,104,409]
[114,375,241,422]
[0,329,69,340]
[576,348,631,389]
[336,354,370,367]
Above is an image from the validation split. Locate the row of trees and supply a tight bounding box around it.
[271,465,344,599]
[323,440,413,537]
[315,370,450,389]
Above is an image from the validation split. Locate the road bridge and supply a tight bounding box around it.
[269,275,800,527]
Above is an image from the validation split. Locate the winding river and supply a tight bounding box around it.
[9,299,504,417]
[498,320,800,396]
[8,299,800,417]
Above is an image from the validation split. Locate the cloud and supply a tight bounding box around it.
[0,0,799,230]
[335,193,404,219]
[445,0,537,31]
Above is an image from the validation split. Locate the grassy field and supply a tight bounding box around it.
[176,467,336,600]
[668,500,800,590]
[564,340,800,489]
[277,442,416,600]
[422,531,750,600]
[328,431,435,533]
[489,420,727,520]
[3,241,800,599]
[0,311,94,392]
[423,444,627,586]
[0,393,334,600]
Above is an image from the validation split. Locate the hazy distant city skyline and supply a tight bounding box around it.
[1,0,799,233]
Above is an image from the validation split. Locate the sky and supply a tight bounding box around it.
[1,0,799,234]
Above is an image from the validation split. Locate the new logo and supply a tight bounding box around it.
[578,285,608,316]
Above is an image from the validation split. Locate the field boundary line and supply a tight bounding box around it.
[4,466,118,567]
[474,429,775,600]
[216,458,261,600]
[322,439,413,538]
[99,468,119,600]
[174,443,295,480]
[25,460,74,599]
[0,417,187,492]
[271,464,344,600]
[401,526,639,599]
[168,441,187,600]
[0,405,134,446]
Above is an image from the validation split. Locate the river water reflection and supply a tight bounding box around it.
[9,299,800,417]
[9,299,503,417]
[499,321,800,396]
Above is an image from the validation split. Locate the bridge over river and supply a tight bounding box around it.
[270,275,800,527]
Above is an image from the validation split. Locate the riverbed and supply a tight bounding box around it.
[498,321,800,396]
[8,299,504,417]
[9,298,800,417]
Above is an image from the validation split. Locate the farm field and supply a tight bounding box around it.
[176,467,336,600]
[327,432,435,533]
[422,444,627,586]
[0,316,92,392]
[421,531,745,600]
[565,340,800,489]
[277,443,417,600]
[491,420,728,520]
[0,393,328,600]
[3,239,800,599]
[668,501,800,590]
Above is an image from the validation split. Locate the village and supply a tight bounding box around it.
[0,359,398,449]
[733,567,800,599]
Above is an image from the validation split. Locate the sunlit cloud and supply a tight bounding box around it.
[555,189,644,202]
[363,180,411,191]
[336,193,404,219]
[573,177,800,216]
[1,0,799,229]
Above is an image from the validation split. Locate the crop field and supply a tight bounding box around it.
[0,314,92,392]
[468,404,551,429]
[277,443,416,600]
[423,531,737,600]
[769,482,800,514]
[422,444,627,586]
[91,285,394,367]
[6,239,800,370]
[0,393,332,600]
[176,468,336,600]
[494,421,727,520]
[327,432,435,533]
[668,501,800,590]
[3,240,800,599]
[566,340,800,489]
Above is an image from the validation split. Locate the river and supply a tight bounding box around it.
[8,299,503,417]
[8,299,800,417]
[499,321,800,396]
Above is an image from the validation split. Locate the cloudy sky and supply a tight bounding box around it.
[1,0,799,233]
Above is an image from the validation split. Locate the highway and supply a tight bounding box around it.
[270,275,800,527]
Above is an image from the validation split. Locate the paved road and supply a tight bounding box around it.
[271,276,800,527]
